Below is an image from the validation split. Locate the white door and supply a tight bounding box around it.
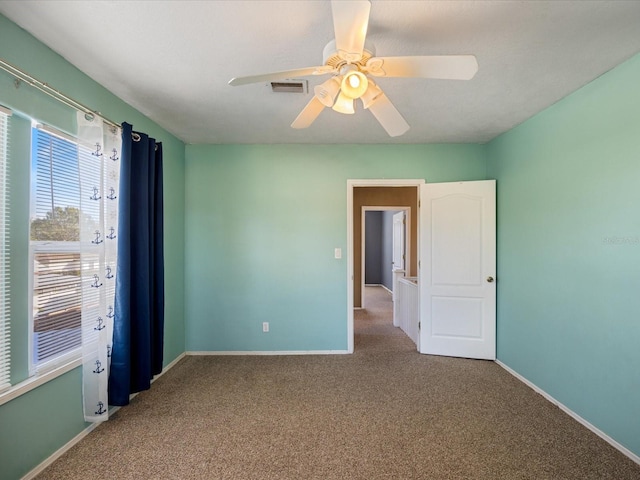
[391,210,406,328]
[419,180,496,359]
[392,211,405,272]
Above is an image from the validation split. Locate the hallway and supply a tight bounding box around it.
[354,285,416,353]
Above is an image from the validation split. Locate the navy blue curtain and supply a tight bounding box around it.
[109,122,164,406]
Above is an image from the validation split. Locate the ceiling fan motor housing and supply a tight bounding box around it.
[322,39,375,71]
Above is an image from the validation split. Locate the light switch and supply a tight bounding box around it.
[334,248,342,259]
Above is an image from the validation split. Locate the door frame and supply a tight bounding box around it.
[360,206,410,309]
[346,179,425,353]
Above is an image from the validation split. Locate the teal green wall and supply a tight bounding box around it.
[185,144,487,352]
[0,14,185,479]
[487,52,640,456]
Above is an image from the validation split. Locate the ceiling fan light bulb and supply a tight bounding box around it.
[332,91,355,114]
[341,71,368,99]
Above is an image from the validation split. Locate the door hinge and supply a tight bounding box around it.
[418,321,421,330]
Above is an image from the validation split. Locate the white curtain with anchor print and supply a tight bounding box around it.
[78,112,121,422]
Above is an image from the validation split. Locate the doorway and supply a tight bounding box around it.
[346,179,425,353]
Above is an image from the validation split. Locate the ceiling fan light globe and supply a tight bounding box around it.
[341,71,368,99]
[361,82,383,109]
[332,91,355,114]
[313,76,342,107]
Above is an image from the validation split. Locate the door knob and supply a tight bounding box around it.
[486,276,494,283]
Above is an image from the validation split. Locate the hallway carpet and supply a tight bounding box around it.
[36,287,640,479]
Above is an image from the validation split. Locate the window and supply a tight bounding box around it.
[30,126,83,373]
[0,106,10,392]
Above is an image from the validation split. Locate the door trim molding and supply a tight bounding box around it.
[346,179,425,353]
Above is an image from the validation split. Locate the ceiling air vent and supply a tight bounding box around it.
[270,80,307,93]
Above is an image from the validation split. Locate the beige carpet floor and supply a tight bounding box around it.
[36,286,640,479]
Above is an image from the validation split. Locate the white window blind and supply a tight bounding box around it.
[0,105,11,393]
[30,126,83,371]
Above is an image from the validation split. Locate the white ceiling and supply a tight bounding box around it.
[1,1,640,145]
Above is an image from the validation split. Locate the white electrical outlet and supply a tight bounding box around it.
[262,322,269,333]
[334,247,342,259]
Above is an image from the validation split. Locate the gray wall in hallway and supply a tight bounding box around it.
[364,210,398,290]
[365,211,382,284]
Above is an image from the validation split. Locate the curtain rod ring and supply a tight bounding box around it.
[84,112,95,122]
[132,132,141,142]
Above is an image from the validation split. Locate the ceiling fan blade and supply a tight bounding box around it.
[368,93,410,137]
[291,96,325,129]
[366,55,478,80]
[331,0,371,62]
[229,66,333,86]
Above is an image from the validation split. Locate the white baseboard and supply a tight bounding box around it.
[187,350,350,356]
[22,421,100,480]
[156,352,186,377]
[22,352,187,480]
[495,360,640,466]
[365,283,392,292]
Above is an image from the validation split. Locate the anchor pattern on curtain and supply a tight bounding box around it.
[78,112,121,422]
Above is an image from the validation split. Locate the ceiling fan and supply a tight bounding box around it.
[229,0,478,137]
